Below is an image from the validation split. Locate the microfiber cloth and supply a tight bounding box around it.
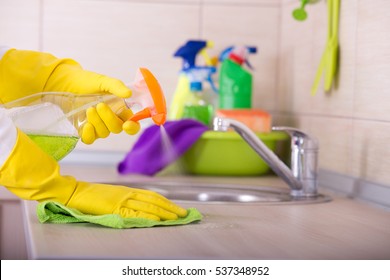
[118,119,209,176]
[37,201,203,229]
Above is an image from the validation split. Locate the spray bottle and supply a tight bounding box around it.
[180,66,217,125]
[218,46,257,109]
[1,68,166,161]
[168,40,218,125]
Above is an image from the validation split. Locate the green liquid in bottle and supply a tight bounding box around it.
[27,134,79,161]
[182,105,213,126]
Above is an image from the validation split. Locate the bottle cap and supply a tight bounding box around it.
[190,81,202,92]
[229,52,245,65]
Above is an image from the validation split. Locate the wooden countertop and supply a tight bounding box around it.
[22,165,390,260]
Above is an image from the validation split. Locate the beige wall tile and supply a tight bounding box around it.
[309,116,353,176]
[272,113,354,184]
[272,112,298,127]
[277,0,324,114]
[0,0,41,50]
[202,4,280,111]
[277,1,316,113]
[42,0,200,103]
[354,0,390,122]
[278,0,357,117]
[126,0,200,3]
[276,48,294,112]
[273,114,353,177]
[280,1,317,49]
[42,0,200,152]
[204,0,279,4]
[352,120,390,186]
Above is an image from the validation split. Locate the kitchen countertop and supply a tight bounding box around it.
[22,165,390,260]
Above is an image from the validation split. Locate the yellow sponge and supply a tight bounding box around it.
[216,109,271,133]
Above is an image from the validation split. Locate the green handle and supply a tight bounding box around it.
[292,0,309,21]
[312,0,340,95]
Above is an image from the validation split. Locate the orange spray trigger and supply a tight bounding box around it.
[128,68,167,126]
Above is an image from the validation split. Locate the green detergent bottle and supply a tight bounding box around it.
[219,46,257,109]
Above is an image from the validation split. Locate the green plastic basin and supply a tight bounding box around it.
[181,130,289,176]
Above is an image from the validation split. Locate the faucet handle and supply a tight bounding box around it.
[272,126,318,150]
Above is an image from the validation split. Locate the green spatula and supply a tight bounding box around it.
[311,0,340,95]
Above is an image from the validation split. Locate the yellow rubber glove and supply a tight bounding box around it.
[0,49,140,144]
[81,102,140,144]
[0,129,187,221]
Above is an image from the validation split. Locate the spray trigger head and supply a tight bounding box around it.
[128,68,167,126]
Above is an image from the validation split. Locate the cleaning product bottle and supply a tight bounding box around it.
[218,46,257,109]
[1,68,166,161]
[169,39,217,124]
[181,66,217,125]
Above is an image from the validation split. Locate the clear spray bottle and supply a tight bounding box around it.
[1,68,167,161]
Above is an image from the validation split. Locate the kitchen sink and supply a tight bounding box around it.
[115,181,331,205]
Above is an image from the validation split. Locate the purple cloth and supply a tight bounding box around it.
[118,119,208,176]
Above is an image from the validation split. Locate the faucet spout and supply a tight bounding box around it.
[213,117,319,198]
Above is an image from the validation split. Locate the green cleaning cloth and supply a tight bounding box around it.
[37,201,203,229]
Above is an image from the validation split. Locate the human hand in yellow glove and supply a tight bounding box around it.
[1,128,187,221]
[66,182,186,220]
[81,102,140,144]
[0,48,140,144]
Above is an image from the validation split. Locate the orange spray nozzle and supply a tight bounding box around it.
[128,108,166,126]
[129,67,167,126]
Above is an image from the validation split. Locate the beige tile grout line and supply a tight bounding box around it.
[349,0,359,175]
[274,0,283,115]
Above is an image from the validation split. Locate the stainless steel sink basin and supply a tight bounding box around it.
[116,181,331,205]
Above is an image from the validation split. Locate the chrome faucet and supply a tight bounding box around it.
[213,117,319,198]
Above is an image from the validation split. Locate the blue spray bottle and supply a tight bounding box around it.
[168,40,217,125]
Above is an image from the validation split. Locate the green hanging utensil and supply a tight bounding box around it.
[325,0,340,91]
[311,0,340,95]
[292,0,321,21]
[293,0,309,21]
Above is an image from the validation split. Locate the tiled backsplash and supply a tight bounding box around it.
[278,0,390,194]
[1,0,389,197]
